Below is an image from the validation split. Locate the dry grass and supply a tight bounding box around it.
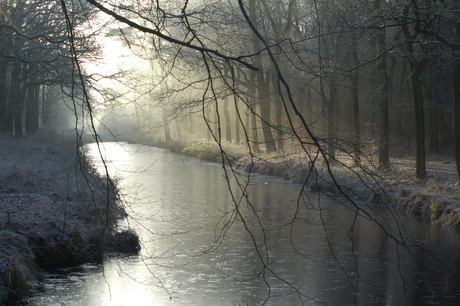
[0,230,36,304]
[182,140,249,163]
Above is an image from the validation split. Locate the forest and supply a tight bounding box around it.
[1,0,459,180]
[1,0,460,304]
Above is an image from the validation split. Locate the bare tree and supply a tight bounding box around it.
[39,0,460,303]
[0,0,99,135]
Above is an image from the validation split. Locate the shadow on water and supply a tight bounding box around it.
[24,143,460,305]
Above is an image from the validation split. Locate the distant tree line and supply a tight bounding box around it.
[90,0,459,179]
[2,0,459,180]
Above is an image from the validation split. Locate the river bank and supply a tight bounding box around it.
[0,132,139,305]
[147,138,460,228]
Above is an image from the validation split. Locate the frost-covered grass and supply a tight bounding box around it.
[149,138,249,163]
[0,131,138,304]
[0,230,36,304]
[182,140,249,163]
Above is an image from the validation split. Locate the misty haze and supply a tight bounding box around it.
[1,0,460,305]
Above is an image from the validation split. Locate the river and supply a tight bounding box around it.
[24,142,460,305]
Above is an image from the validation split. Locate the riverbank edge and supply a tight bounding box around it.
[0,135,140,305]
[144,138,460,229]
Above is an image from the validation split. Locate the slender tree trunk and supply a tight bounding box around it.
[256,67,276,152]
[305,87,312,127]
[273,73,283,151]
[275,99,283,151]
[351,42,361,163]
[175,119,182,139]
[428,74,441,153]
[26,83,40,134]
[233,69,241,144]
[369,37,378,139]
[453,21,460,181]
[327,81,337,161]
[224,96,231,142]
[233,93,240,144]
[400,61,412,155]
[188,114,194,135]
[245,108,250,145]
[438,99,451,146]
[454,64,460,181]
[251,104,260,152]
[247,71,260,152]
[38,85,43,129]
[410,63,427,179]
[10,61,25,136]
[163,108,171,142]
[21,98,26,136]
[405,124,411,156]
[249,0,276,152]
[401,10,427,179]
[387,55,397,138]
[0,60,8,131]
[213,102,219,141]
[303,86,313,144]
[41,86,48,127]
[377,25,390,169]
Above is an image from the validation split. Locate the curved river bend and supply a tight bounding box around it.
[25,143,460,305]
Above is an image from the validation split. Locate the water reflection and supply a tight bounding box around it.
[25,143,460,305]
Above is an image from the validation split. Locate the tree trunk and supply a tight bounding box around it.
[454,21,460,181]
[213,102,218,140]
[251,104,260,152]
[175,118,182,139]
[327,81,337,161]
[163,108,171,142]
[454,62,460,181]
[223,96,232,142]
[249,0,276,152]
[275,99,283,151]
[305,87,312,127]
[247,71,260,152]
[26,83,40,134]
[255,65,276,152]
[438,99,451,146]
[428,74,441,153]
[10,61,25,136]
[377,26,390,169]
[351,43,361,163]
[401,61,412,155]
[233,93,240,144]
[410,64,427,179]
[401,11,427,179]
[188,113,194,135]
[273,73,283,151]
[233,69,241,144]
[0,60,8,131]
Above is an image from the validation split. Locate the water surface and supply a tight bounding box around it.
[24,142,460,305]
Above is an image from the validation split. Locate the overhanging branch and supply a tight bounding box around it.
[84,0,259,71]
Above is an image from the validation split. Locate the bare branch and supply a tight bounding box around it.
[85,0,260,70]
